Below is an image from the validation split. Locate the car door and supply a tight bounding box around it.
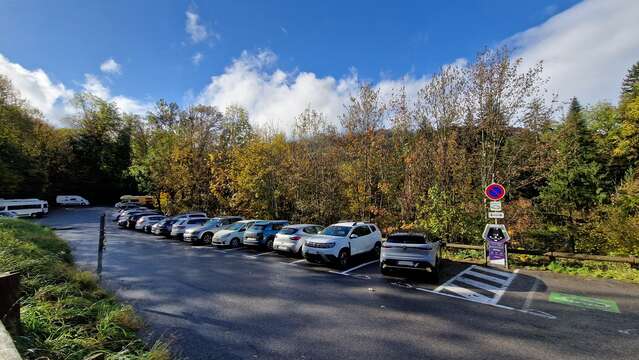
[351,226,371,255]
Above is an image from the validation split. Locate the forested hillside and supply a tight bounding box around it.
[2,48,638,255]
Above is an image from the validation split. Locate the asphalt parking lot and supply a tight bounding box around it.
[38,207,639,360]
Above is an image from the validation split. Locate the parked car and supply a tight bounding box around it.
[184,216,244,244]
[243,220,289,249]
[135,215,166,232]
[212,220,261,247]
[114,202,141,210]
[302,221,382,268]
[273,224,324,257]
[113,207,148,222]
[170,217,209,239]
[56,195,90,206]
[127,211,161,229]
[0,199,48,218]
[380,232,442,282]
[152,218,179,236]
[0,210,18,218]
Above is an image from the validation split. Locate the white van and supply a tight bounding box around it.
[0,199,49,217]
[56,195,90,206]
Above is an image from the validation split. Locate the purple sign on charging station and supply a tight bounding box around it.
[483,224,510,266]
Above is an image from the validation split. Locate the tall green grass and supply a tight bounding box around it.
[0,219,170,359]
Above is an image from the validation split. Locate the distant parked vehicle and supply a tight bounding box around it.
[170,217,208,239]
[184,216,244,244]
[114,208,149,223]
[212,220,261,248]
[243,220,289,249]
[135,215,166,232]
[0,199,48,218]
[380,232,442,282]
[151,218,178,236]
[114,202,141,210]
[126,211,161,229]
[273,224,324,257]
[56,195,90,206]
[117,195,154,207]
[302,221,382,268]
[0,210,18,218]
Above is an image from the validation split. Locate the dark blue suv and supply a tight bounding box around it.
[243,220,289,249]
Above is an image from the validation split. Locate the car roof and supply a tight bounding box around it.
[333,222,376,227]
[284,224,323,229]
[389,232,425,237]
[254,220,288,225]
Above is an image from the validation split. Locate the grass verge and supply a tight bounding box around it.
[0,218,170,359]
[443,247,639,284]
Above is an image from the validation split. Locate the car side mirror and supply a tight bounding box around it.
[350,234,358,239]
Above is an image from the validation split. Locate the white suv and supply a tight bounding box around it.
[302,222,382,268]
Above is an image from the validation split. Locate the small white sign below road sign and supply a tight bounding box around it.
[488,211,504,219]
[489,201,502,211]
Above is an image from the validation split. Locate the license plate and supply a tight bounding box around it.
[398,261,413,266]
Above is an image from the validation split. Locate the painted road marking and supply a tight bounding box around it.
[390,281,556,320]
[221,247,245,253]
[330,260,379,275]
[254,251,276,257]
[548,292,620,313]
[288,259,306,265]
[434,265,518,305]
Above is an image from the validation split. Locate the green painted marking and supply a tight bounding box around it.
[548,292,620,313]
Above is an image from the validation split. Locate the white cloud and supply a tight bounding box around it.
[186,9,216,43]
[82,74,153,114]
[509,0,639,105]
[100,58,121,74]
[192,52,204,65]
[0,53,74,125]
[196,50,428,133]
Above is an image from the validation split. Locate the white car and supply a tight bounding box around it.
[135,215,166,232]
[170,217,208,239]
[273,224,324,256]
[56,195,90,206]
[302,222,382,268]
[211,220,260,247]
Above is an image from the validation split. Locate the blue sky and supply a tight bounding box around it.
[1,0,638,130]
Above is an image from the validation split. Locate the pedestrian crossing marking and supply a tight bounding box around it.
[434,265,519,305]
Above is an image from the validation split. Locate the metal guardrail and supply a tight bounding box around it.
[443,243,639,267]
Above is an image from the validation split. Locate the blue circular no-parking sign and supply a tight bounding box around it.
[484,183,506,201]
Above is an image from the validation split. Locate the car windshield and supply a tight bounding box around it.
[387,235,427,244]
[250,224,266,231]
[204,219,220,226]
[320,226,351,237]
[226,222,245,231]
[279,227,297,235]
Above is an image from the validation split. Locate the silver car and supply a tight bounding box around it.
[184,216,244,244]
[380,232,442,282]
[170,217,208,239]
[273,224,324,256]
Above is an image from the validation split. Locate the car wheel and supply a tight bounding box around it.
[266,237,274,250]
[337,249,350,269]
[230,238,240,248]
[202,233,213,245]
[297,247,304,258]
[372,242,381,257]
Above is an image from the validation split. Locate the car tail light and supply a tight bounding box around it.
[290,236,301,241]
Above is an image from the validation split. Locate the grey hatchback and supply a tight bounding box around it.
[380,232,442,282]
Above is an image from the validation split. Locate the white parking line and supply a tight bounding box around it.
[330,260,379,275]
[289,259,306,264]
[254,251,275,257]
